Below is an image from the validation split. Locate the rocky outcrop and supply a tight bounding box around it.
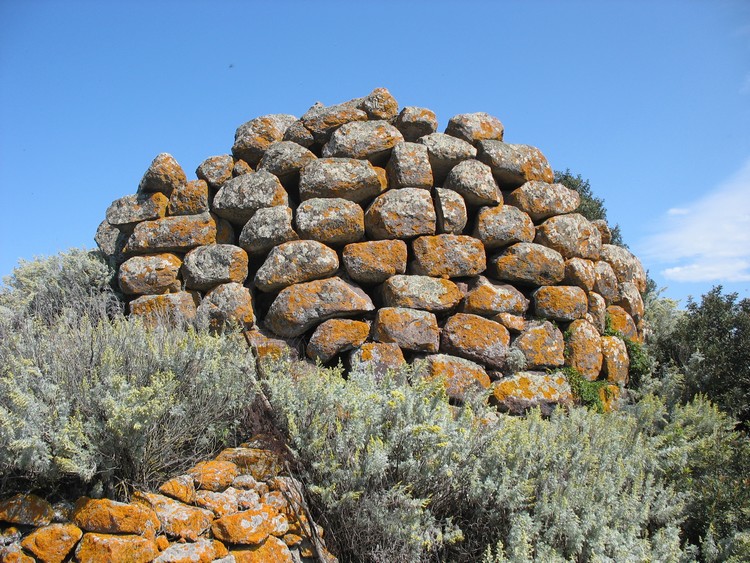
[95,87,645,415]
[0,439,335,563]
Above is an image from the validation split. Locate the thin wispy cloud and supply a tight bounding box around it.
[639,158,750,283]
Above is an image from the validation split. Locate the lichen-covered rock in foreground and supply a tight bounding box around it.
[506,181,579,222]
[420,354,490,402]
[349,342,406,380]
[461,276,529,316]
[477,141,554,188]
[239,206,298,255]
[129,292,199,324]
[365,188,436,240]
[535,213,602,260]
[299,158,384,203]
[434,188,467,234]
[126,213,217,254]
[212,172,288,225]
[266,277,375,338]
[322,120,404,164]
[491,242,565,286]
[533,285,588,322]
[441,313,510,370]
[473,205,535,250]
[196,282,255,331]
[106,192,169,226]
[118,253,182,295]
[410,234,486,279]
[373,307,440,353]
[380,275,462,313]
[418,133,477,184]
[386,141,433,189]
[342,240,407,284]
[393,106,438,142]
[295,198,364,245]
[183,244,248,291]
[0,494,55,527]
[601,335,630,385]
[307,319,370,363]
[443,159,502,206]
[75,533,158,563]
[138,153,187,197]
[20,523,82,563]
[232,114,297,166]
[512,321,565,369]
[254,240,339,293]
[445,112,504,146]
[491,371,573,415]
[565,319,603,380]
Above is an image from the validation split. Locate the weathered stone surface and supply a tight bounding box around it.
[213,214,236,245]
[299,158,384,203]
[364,188,436,239]
[216,448,283,482]
[409,234,485,278]
[231,536,294,563]
[358,87,399,120]
[183,244,248,291]
[213,172,288,225]
[194,490,239,518]
[386,142,433,189]
[306,319,370,362]
[434,188,467,234]
[159,475,196,504]
[373,307,439,353]
[266,277,375,337]
[133,492,214,541]
[188,460,240,492]
[512,321,565,369]
[535,213,602,260]
[617,281,645,322]
[196,282,255,331]
[0,494,54,526]
[506,181,580,222]
[533,285,588,322]
[441,313,510,369]
[443,159,502,207]
[477,141,553,189]
[72,497,159,535]
[95,220,129,267]
[300,102,368,143]
[226,487,262,511]
[0,542,33,563]
[393,106,438,142]
[600,244,647,292]
[563,258,596,291]
[491,372,573,415]
[380,275,463,313]
[474,205,535,249]
[239,206,298,255]
[587,291,607,334]
[565,319,603,380]
[167,179,209,216]
[106,192,169,226]
[592,219,612,245]
[491,242,565,286]
[138,153,187,196]
[493,312,527,333]
[126,213,217,253]
[445,112,504,146]
[295,198,364,245]
[421,354,490,401]
[606,305,639,342]
[20,523,82,563]
[461,276,529,316]
[233,159,253,177]
[212,506,284,545]
[322,120,404,164]
[257,141,317,183]
[75,533,158,563]
[155,538,228,563]
[342,239,407,284]
[244,328,299,364]
[282,119,315,148]
[118,253,182,295]
[128,292,199,324]
[255,240,339,292]
[594,260,620,304]
[196,155,234,189]
[349,342,406,379]
[232,114,297,166]
[601,336,629,385]
[418,133,477,184]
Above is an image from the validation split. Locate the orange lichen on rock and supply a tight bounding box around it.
[606,305,640,342]
[512,321,565,369]
[601,335,630,385]
[410,234,486,278]
[231,535,294,563]
[126,213,217,253]
[533,285,588,322]
[564,319,603,381]
[187,460,239,492]
[20,523,82,563]
[0,494,55,527]
[128,291,200,325]
[132,492,214,541]
[307,318,370,362]
[72,497,159,535]
[422,354,491,401]
[211,505,285,545]
[216,448,283,482]
[440,313,510,370]
[491,372,573,414]
[342,239,407,284]
[373,307,439,353]
[74,532,158,563]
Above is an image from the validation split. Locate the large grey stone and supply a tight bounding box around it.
[490,242,565,286]
[357,87,399,120]
[460,276,529,316]
[506,181,580,222]
[300,102,368,143]
[342,240,407,284]
[183,244,249,291]
[257,141,316,183]
[254,240,339,293]
[386,142,433,189]
[138,153,187,196]
[364,188,436,239]
[126,213,216,254]
[443,159,502,206]
[410,234,486,278]
[196,155,234,189]
[434,188,467,234]
[380,275,462,313]
[295,198,364,245]
[106,193,168,226]
[299,158,384,203]
[393,106,438,142]
[477,141,553,188]
[372,307,440,353]
[535,213,602,260]
[265,277,375,337]
[322,120,404,164]
[418,133,477,184]
[212,171,288,225]
[196,282,255,332]
[473,205,535,249]
[232,114,297,166]
[441,313,510,370]
[238,206,298,255]
[600,244,647,292]
[118,253,182,295]
[445,112,504,146]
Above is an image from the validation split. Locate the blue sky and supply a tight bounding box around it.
[1,0,749,306]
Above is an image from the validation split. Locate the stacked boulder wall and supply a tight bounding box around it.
[97,87,646,413]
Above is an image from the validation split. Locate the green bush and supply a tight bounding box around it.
[263,362,707,562]
[0,251,259,498]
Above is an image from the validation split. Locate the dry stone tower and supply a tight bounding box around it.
[96,88,647,413]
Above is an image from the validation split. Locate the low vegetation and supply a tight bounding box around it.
[1,249,748,562]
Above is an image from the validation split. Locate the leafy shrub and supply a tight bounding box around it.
[557,366,609,412]
[650,286,750,424]
[0,248,121,320]
[0,251,259,498]
[263,362,703,562]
